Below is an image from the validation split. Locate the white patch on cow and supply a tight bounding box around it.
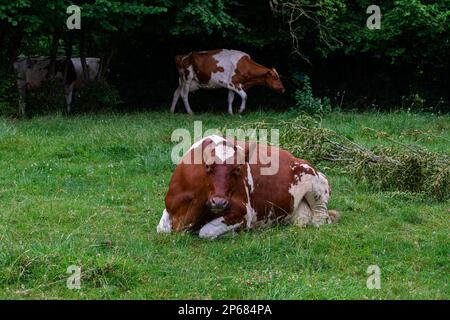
[214,143,235,162]
[199,217,242,239]
[243,163,257,229]
[289,174,313,208]
[246,164,254,193]
[206,50,249,90]
[318,172,330,201]
[185,135,243,163]
[244,202,257,230]
[299,163,313,171]
[156,209,172,233]
[187,135,226,153]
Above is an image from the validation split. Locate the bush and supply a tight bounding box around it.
[0,78,122,116]
[73,80,122,113]
[242,115,449,201]
[26,79,66,115]
[0,75,18,116]
[292,75,332,115]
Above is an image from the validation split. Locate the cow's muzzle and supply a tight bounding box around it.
[205,196,229,214]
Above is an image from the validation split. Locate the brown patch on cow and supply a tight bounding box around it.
[192,51,224,84]
[174,50,225,85]
[290,161,318,177]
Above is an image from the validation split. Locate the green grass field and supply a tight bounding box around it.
[0,111,448,299]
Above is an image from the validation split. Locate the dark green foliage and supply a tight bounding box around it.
[0,74,18,116]
[293,75,332,115]
[73,80,122,113]
[0,0,449,111]
[26,79,66,115]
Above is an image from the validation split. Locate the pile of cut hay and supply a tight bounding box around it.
[240,115,449,201]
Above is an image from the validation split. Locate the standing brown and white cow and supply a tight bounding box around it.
[157,135,339,239]
[13,56,101,116]
[171,49,285,115]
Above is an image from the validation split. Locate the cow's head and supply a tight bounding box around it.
[203,141,245,214]
[266,68,285,93]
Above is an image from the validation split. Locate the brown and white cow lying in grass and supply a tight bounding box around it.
[157,135,339,239]
[171,49,285,115]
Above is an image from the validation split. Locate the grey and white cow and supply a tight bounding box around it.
[13,56,101,116]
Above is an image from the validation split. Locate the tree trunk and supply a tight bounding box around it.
[48,33,60,77]
[63,32,74,84]
[79,31,89,81]
[99,47,116,80]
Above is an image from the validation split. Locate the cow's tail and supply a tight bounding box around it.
[174,54,185,69]
[327,210,341,223]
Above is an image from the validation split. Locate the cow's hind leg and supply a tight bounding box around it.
[304,173,338,227]
[17,83,27,117]
[170,84,182,113]
[180,83,194,115]
[64,83,75,115]
[227,90,235,115]
[290,200,312,227]
[234,89,247,114]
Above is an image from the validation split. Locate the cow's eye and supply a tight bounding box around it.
[233,166,241,175]
[205,165,212,173]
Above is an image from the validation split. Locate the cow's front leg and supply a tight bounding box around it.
[170,84,182,113]
[199,203,245,239]
[156,208,172,233]
[180,83,194,115]
[199,217,243,239]
[227,90,235,115]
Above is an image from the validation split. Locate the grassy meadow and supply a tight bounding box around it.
[0,111,448,299]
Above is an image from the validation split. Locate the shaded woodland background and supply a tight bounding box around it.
[0,0,449,113]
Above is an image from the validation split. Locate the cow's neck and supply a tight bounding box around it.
[243,60,269,89]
